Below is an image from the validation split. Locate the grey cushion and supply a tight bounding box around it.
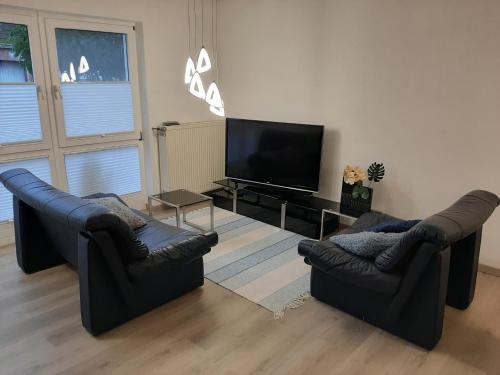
[86,197,147,230]
[330,231,405,258]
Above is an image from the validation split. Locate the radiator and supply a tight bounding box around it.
[158,121,225,193]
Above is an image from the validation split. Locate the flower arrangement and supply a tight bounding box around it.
[342,162,385,203]
[343,165,367,186]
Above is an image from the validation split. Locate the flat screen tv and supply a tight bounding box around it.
[225,118,324,193]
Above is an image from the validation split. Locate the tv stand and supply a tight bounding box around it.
[243,185,312,200]
[209,179,361,239]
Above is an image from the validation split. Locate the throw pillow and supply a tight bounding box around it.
[367,219,421,233]
[329,231,406,258]
[86,197,147,230]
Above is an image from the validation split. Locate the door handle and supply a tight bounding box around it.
[36,85,45,101]
[52,85,62,99]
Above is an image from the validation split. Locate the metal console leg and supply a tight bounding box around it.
[148,196,153,217]
[232,189,237,213]
[320,209,325,240]
[175,207,181,228]
[210,200,215,231]
[281,203,287,230]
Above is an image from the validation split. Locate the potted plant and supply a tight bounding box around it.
[340,162,385,216]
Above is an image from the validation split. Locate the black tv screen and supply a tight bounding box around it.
[225,118,324,192]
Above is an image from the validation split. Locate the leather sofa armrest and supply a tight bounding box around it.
[298,239,316,259]
[385,242,445,320]
[127,232,218,280]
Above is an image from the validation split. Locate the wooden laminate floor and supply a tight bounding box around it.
[1,243,500,375]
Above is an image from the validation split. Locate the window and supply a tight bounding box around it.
[0,21,44,146]
[54,28,135,138]
[64,146,141,197]
[0,11,145,235]
[0,157,52,221]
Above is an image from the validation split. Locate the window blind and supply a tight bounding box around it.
[64,146,141,197]
[61,83,135,138]
[0,85,43,144]
[0,158,52,221]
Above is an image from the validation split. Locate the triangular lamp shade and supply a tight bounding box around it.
[79,56,90,74]
[69,62,76,82]
[196,47,212,73]
[61,72,71,82]
[184,57,196,84]
[210,100,225,117]
[205,82,223,108]
[189,72,206,99]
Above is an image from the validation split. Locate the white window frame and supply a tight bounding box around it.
[0,9,148,246]
[43,16,143,148]
[0,10,53,155]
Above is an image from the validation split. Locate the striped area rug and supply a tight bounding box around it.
[162,206,312,317]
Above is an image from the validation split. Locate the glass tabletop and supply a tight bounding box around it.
[150,189,211,207]
[213,178,241,190]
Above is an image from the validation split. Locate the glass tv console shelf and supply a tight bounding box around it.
[211,179,362,239]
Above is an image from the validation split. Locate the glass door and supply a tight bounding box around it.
[44,18,142,147]
[43,16,146,207]
[0,11,55,227]
[0,13,52,154]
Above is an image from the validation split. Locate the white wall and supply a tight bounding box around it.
[0,0,219,194]
[218,0,500,267]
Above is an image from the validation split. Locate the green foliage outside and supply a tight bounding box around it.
[7,25,33,74]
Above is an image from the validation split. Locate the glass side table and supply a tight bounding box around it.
[148,189,214,232]
[320,206,359,240]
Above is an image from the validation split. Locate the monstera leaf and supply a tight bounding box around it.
[368,162,385,182]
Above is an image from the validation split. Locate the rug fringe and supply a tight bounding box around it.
[273,292,311,320]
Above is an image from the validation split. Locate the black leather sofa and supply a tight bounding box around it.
[299,190,499,350]
[0,168,218,335]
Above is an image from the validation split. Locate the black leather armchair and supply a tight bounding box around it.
[299,190,499,350]
[0,169,218,335]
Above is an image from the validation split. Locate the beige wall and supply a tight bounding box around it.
[218,0,500,267]
[0,0,219,194]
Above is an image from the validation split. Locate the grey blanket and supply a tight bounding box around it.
[330,231,405,258]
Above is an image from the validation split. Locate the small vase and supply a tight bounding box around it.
[340,181,373,217]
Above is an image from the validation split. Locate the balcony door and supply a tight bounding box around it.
[0,9,146,245]
[43,16,146,207]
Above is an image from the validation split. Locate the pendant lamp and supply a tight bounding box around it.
[184,57,196,84]
[196,46,211,73]
[205,81,222,107]
[189,71,206,99]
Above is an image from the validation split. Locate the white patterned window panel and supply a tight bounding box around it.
[64,146,141,197]
[0,158,52,221]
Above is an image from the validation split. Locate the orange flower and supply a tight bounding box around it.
[343,165,367,185]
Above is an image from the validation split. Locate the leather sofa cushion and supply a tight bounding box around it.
[368,219,421,233]
[299,239,401,295]
[414,190,500,245]
[341,212,399,235]
[132,210,192,250]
